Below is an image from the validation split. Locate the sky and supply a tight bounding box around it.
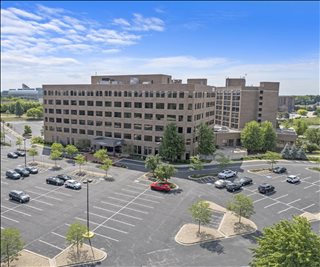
[1,1,319,95]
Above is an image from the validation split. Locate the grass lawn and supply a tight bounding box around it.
[309,167,320,172]
[1,113,42,122]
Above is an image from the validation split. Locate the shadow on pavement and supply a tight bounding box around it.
[199,240,224,254]
[241,230,263,244]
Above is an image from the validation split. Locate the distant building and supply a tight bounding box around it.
[278,96,295,113]
[1,84,43,102]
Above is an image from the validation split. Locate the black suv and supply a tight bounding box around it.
[258,183,275,194]
[46,176,64,186]
[56,174,72,182]
[273,167,287,174]
[234,177,253,186]
[7,152,18,159]
[25,166,38,174]
[14,167,30,177]
[15,151,26,157]
[9,190,30,203]
[226,182,242,192]
[6,170,21,179]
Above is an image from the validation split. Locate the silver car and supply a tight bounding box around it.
[217,169,237,179]
[65,179,82,190]
[214,179,233,189]
[286,175,300,184]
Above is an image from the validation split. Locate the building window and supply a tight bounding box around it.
[96,131,103,136]
[179,104,184,110]
[188,104,192,110]
[64,128,70,133]
[105,122,112,127]
[79,120,85,125]
[187,116,192,122]
[87,111,94,116]
[55,109,61,114]
[134,102,142,108]
[105,132,112,137]
[114,132,121,138]
[71,100,77,105]
[167,115,176,121]
[56,127,62,132]
[105,101,112,107]
[71,110,77,115]
[134,113,142,119]
[63,100,69,105]
[144,114,153,120]
[55,100,61,105]
[124,123,131,129]
[156,114,164,121]
[179,92,184,98]
[114,102,122,108]
[167,103,176,110]
[63,119,70,124]
[156,103,165,109]
[49,117,54,122]
[178,115,184,122]
[71,119,77,124]
[134,124,142,130]
[96,121,103,126]
[144,135,152,142]
[105,111,112,117]
[79,110,85,115]
[56,118,62,123]
[87,120,94,126]
[124,112,132,118]
[124,102,132,108]
[96,111,103,116]
[71,128,77,134]
[96,101,103,106]
[178,127,183,134]
[87,101,94,106]
[144,125,153,131]
[114,122,121,128]
[155,125,164,131]
[87,130,94,135]
[114,112,122,118]
[79,101,85,106]
[63,109,69,115]
[145,103,153,109]
[187,127,192,133]
[134,134,141,141]
[124,133,131,139]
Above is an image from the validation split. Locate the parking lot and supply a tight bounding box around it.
[1,141,320,266]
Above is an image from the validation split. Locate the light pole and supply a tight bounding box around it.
[23,138,27,168]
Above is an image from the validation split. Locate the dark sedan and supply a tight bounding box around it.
[15,151,26,157]
[25,166,38,174]
[46,177,64,186]
[234,177,253,186]
[56,174,72,182]
[14,167,30,177]
[273,167,287,174]
[9,190,30,203]
[7,152,18,159]
[226,182,242,192]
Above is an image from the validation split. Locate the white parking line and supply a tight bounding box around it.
[142,193,165,199]
[27,190,62,201]
[1,181,8,185]
[316,189,320,193]
[38,240,63,251]
[107,197,154,209]
[304,184,316,189]
[94,232,119,242]
[51,191,73,197]
[114,192,136,198]
[264,202,280,209]
[75,217,128,234]
[247,192,257,196]
[100,201,148,214]
[126,184,148,190]
[301,176,312,181]
[273,194,288,200]
[253,198,267,204]
[1,215,19,223]
[35,186,72,196]
[51,232,65,238]
[121,188,141,194]
[286,199,301,205]
[1,205,31,216]
[278,207,293,214]
[22,205,43,211]
[136,197,160,204]
[93,206,143,220]
[31,199,53,206]
[301,204,315,210]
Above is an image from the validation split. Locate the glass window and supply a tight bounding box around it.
[167,115,176,121]
[87,120,94,126]
[71,119,77,124]
[187,127,192,133]
[71,128,77,134]
[144,135,152,142]
[87,111,94,116]
[144,114,153,120]
[179,104,184,110]
[156,103,164,109]
[79,101,85,106]
[105,132,112,137]
[134,124,142,130]
[79,120,85,125]
[71,110,77,115]
[145,103,153,109]
[96,111,103,116]
[155,114,164,120]
[105,111,112,117]
[124,123,131,129]
[178,115,183,122]
[134,134,141,141]
[71,100,77,105]
[155,125,163,131]
[63,128,70,133]
[114,133,121,138]
[96,121,102,126]
[167,103,176,110]
[56,100,61,105]
[96,131,103,136]
[144,125,153,131]
[63,100,69,105]
[63,118,69,124]
[87,101,94,106]
[134,113,142,119]
[87,130,94,135]
[114,102,122,107]
[134,102,142,108]
[124,133,131,139]
[63,109,69,115]
[124,112,132,118]
[105,122,112,127]
[105,101,112,107]
[124,102,132,108]
[114,112,122,118]
[79,129,86,134]
[56,118,62,123]
[114,122,121,128]
[96,101,103,106]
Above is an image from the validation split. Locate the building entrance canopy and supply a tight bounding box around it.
[93,137,124,147]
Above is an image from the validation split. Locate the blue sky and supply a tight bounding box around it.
[1,1,319,95]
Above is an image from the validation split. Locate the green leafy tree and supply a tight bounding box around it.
[294,119,308,135]
[296,147,307,160]
[197,123,215,155]
[100,157,113,176]
[215,153,230,170]
[189,200,212,234]
[145,154,162,176]
[1,228,24,267]
[227,194,255,223]
[290,144,298,159]
[74,154,86,173]
[16,137,23,150]
[305,143,319,153]
[154,163,176,182]
[281,143,291,159]
[190,155,203,171]
[261,121,277,152]
[28,147,38,162]
[14,101,24,117]
[50,150,62,167]
[30,136,44,145]
[159,123,185,162]
[93,149,107,163]
[51,142,64,153]
[297,109,308,116]
[66,222,87,258]
[305,128,320,146]
[241,121,263,153]
[251,216,320,267]
[264,151,280,169]
[313,107,320,116]
[23,125,32,136]
[26,107,43,119]
[65,144,78,159]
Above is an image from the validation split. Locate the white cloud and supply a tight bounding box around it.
[8,7,42,20]
[113,18,130,27]
[36,4,65,15]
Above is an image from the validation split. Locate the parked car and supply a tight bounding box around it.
[6,170,21,180]
[273,167,287,174]
[286,175,300,184]
[226,182,242,192]
[112,162,128,168]
[234,177,253,186]
[46,176,64,186]
[56,174,72,182]
[7,152,18,159]
[9,190,30,203]
[14,151,26,157]
[214,179,232,189]
[150,182,171,192]
[25,166,38,174]
[217,169,237,179]
[14,167,30,177]
[65,180,82,190]
[258,183,275,194]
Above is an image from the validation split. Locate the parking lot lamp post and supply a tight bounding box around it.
[23,138,27,167]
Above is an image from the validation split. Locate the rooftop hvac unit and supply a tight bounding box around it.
[130,77,139,85]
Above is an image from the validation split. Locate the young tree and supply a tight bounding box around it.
[65,144,78,159]
[30,136,44,145]
[294,119,308,135]
[26,107,43,119]
[189,200,212,234]
[16,137,23,150]
[28,147,38,162]
[159,123,185,162]
[281,143,291,159]
[251,216,320,267]
[93,149,107,163]
[66,222,87,258]
[305,143,319,153]
[296,147,307,160]
[23,125,32,136]
[190,155,203,171]
[297,108,308,116]
[1,228,24,267]
[51,142,64,153]
[227,194,255,223]
[50,150,62,167]
[154,163,176,182]
[290,144,299,159]
[100,158,113,176]
[74,154,86,173]
[305,128,320,146]
[215,153,230,170]
[264,151,280,170]
[145,154,162,176]
[197,123,215,155]
[241,121,263,153]
[14,101,24,117]
[261,121,277,152]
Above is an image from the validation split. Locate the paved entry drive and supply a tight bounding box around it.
[208,210,225,228]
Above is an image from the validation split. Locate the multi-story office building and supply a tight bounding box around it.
[1,84,43,102]
[278,96,295,113]
[43,74,279,159]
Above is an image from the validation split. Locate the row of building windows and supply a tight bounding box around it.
[44,90,215,98]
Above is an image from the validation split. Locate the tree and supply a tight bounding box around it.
[264,151,280,170]
[305,128,320,146]
[296,147,307,160]
[154,163,176,182]
[28,147,38,162]
[1,228,24,267]
[50,150,62,167]
[159,123,185,162]
[74,154,86,173]
[261,121,276,152]
[23,125,32,136]
[16,137,23,150]
[51,142,64,153]
[145,154,162,176]
[281,143,291,159]
[215,153,230,170]
[31,136,44,145]
[294,119,308,135]
[227,194,255,223]
[297,109,308,116]
[241,121,263,153]
[189,200,212,234]
[250,216,320,267]
[65,144,78,159]
[26,107,43,119]
[305,143,319,153]
[190,155,203,171]
[100,158,113,176]
[290,144,298,159]
[66,222,87,258]
[197,123,215,155]
[14,101,24,117]
[93,149,107,163]
[313,107,320,117]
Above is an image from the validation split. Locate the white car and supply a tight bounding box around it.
[217,169,237,179]
[65,179,82,190]
[214,179,233,189]
[286,175,300,184]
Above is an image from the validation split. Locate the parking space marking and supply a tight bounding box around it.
[136,197,160,204]
[142,193,165,199]
[100,201,148,214]
[1,215,19,223]
[86,212,136,226]
[286,199,301,205]
[107,197,154,209]
[264,202,281,209]
[278,207,293,214]
[114,192,136,198]
[126,184,148,190]
[75,217,128,234]
[1,205,32,217]
[253,198,267,204]
[38,240,63,251]
[51,232,65,238]
[304,184,317,189]
[27,190,63,201]
[301,204,315,210]
[93,206,143,220]
[94,232,119,242]
[273,194,288,200]
[121,188,141,194]
[247,192,257,196]
[301,176,312,181]
[1,181,8,185]
[22,205,43,211]
[31,199,53,206]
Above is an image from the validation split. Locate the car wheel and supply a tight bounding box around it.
[9,196,12,200]
[46,180,49,184]
[19,199,23,203]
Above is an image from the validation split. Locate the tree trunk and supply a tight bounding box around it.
[239,207,242,223]
[198,221,201,234]
[7,243,10,267]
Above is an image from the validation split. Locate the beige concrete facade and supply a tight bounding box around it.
[278,96,295,113]
[43,74,280,159]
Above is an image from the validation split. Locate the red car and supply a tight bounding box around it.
[150,182,171,192]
